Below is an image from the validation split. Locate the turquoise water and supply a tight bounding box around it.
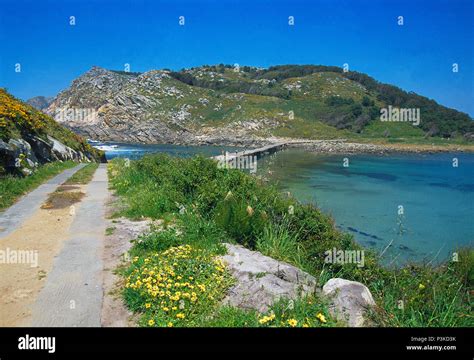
[93,142,242,160]
[258,149,474,265]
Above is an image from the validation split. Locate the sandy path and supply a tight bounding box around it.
[0,164,86,239]
[0,184,87,326]
[30,164,108,327]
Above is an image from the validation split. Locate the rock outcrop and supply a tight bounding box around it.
[322,278,376,327]
[0,88,104,176]
[220,243,319,312]
[220,244,376,326]
[0,135,93,176]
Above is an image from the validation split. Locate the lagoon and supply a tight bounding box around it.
[258,149,474,265]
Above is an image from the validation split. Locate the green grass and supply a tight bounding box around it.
[109,154,473,327]
[0,161,76,211]
[197,296,339,327]
[256,220,309,272]
[105,226,116,236]
[64,162,99,185]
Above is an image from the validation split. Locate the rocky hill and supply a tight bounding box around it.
[27,96,53,111]
[0,89,104,176]
[44,65,473,146]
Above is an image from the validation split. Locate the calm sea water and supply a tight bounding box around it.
[257,149,474,265]
[94,142,242,160]
[97,142,474,265]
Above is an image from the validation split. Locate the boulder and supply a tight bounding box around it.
[0,139,16,172]
[220,243,318,312]
[1,138,39,174]
[47,136,81,161]
[322,278,376,327]
[0,139,13,152]
[26,135,54,163]
[8,138,39,164]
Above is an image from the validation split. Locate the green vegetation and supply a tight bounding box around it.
[197,296,337,327]
[105,226,116,236]
[166,65,473,140]
[64,163,99,185]
[123,244,233,327]
[109,154,473,327]
[0,161,76,211]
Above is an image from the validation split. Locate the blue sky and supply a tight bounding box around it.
[0,0,473,116]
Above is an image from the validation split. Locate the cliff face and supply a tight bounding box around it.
[0,89,104,176]
[46,67,201,144]
[43,65,474,145]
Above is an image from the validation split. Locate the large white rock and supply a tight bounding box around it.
[48,136,78,161]
[220,243,318,312]
[322,278,376,327]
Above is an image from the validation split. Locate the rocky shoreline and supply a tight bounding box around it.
[288,139,474,154]
[93,135,473,155]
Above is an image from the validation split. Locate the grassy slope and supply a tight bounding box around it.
[0,161,76,211]
[109,155,473,327]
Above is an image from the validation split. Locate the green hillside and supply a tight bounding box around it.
[166,64,473,140]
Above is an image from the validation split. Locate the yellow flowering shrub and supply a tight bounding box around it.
[0,88,47,139]
[123,244,233,327]
[0,88,102,160]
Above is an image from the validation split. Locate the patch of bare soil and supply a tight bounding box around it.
[41,186,85,210]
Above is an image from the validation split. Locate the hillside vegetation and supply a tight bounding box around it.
[169,64,473,138]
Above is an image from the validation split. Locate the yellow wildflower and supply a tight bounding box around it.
[316,313,327,323]
[246,205,254,216]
